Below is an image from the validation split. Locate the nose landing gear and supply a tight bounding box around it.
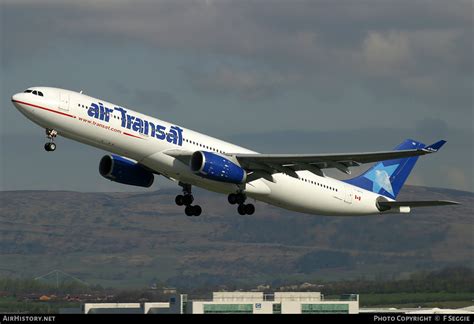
[44,142,56,152]
[44,129,57,152]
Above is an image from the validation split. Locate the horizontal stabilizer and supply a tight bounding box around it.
[378,200,460,209]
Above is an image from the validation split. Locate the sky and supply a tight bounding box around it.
[1,0,472,193]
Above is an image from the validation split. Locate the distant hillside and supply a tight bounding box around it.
[0,185,472,288]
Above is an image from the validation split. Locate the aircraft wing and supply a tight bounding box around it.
[164,149,194,165]
[233,140,446,181]
[164,140,445,183]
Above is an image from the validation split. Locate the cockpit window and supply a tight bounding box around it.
[24,90,44,96]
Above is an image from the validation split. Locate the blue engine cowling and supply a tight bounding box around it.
[99,155,154,187]
[190,151,246,184]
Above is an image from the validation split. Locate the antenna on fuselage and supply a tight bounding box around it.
[79,90,83,94]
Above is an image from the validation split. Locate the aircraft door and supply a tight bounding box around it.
[343,185,353,204]
[59,92,69,111]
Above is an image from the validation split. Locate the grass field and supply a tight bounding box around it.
[0,297,80,313]
[359,292,473,307]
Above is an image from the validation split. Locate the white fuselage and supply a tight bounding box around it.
[12,87,385,216]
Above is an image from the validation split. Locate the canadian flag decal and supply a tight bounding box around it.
[354,195,362,201]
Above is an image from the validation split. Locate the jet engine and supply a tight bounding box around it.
[99,155,154,187]
[190,151,246,184]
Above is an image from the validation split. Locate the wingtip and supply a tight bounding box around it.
[423,140,447,152]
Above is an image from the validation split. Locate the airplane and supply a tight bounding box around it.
[11,87,459,217]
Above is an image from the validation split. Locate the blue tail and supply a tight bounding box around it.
[344,139,427,199]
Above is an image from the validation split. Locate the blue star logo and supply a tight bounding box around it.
[363,163,399,196]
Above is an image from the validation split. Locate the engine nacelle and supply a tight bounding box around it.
[190,151,246,184]
[99,155,154,187]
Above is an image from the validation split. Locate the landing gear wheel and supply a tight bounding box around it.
[183,194,194,206]
[236,193,246,205]
[245,204,255,215]
[185,205,202,216]
[175,195,184,206]
[178,183,201,216]
[228,193,238,205]
[229,193,246,205]
[193,205,202,216]
[185,206,194,217]
[238,204,246,215]
[44,142,56,152]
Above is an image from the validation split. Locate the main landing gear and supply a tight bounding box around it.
[228,192,255,215]
[44,129,57,152]
[175,183,202,216]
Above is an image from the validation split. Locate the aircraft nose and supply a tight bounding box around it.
[11,92,26,111]
[11,93,21,102]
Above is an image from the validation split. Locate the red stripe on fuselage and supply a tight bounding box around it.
[12,100,77,119]
[13,99,145,140]
[123,132,143,139]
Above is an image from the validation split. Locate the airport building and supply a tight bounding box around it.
[62,291,360,314]
[62,293,473,314]
[189,291,359,314]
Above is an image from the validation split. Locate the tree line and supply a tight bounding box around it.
[0,266,472,298]
[321,267,474,295]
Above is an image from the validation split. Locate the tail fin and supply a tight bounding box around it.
[344,139,428,199]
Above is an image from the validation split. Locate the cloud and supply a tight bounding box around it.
[415,118,449,141]
[362,31,413,77]
[184,64,302,101]
[2,0,471,111]
[109,82,178,110]
[133,89,179,110]
[358,28,471,107]
[445,167,472,190]
[2,0,471,110]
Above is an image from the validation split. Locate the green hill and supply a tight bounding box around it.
[0,185,472,288]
